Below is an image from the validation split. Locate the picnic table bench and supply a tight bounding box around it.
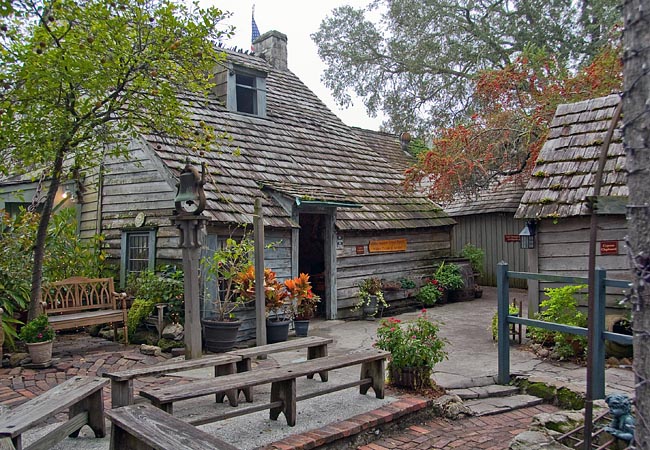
[103,335,333,408]
[0,376,107,450]
[140,348,389,427]
[106,403,237,450]
[42,276,128,344]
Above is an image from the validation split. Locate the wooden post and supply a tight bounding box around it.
[254,198,266,347]
[497,261,510,385]
[592,268,606,400]
[173,216,207,360]
[324,212,337,319]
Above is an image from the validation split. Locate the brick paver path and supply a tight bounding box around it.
[358,404,559,450]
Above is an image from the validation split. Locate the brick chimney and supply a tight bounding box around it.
[253,30,288,71]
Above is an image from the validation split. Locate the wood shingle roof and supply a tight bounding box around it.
[515,94,626,219]
[148,48,453,231]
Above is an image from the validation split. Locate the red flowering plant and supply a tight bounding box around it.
[284,273,320,320]
[374,310,447,389]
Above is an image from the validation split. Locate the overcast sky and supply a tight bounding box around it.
[204,0,385,131]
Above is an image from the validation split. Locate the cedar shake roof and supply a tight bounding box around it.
[444,181,526,217]
[149,47,453,231]
[515,94,626,219]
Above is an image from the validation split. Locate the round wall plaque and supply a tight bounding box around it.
[134,212,146,227]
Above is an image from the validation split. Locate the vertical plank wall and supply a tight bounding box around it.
[451,212,528,288]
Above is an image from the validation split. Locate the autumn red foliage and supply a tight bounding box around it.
[404,43,623,203]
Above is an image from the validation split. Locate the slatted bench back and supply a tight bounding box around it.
[42,276,117,314]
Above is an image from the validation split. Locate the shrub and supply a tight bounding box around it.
[416,282,444,306]
[432,262,464,290]
[375,310,447,388]
[460,243,485,276]
[528,284,587,359]
[491,303,520,340]
[126,266,184,337]
[18,314,55,343]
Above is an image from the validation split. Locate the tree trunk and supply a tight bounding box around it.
[623,0,650,448]
[27,148,65,321]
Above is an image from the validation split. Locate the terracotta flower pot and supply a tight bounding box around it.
[26,340,53,364]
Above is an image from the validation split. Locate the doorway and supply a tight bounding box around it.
[298,214,326,316]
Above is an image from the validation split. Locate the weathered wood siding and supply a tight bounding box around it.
[451,213,528,288]
[78,165,101,239]
[336,227,452,318]
[94,141,179,274]
[532,216,630,311]
[201,228,292,342]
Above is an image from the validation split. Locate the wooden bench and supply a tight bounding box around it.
[0,376,108,450]
[226,335,332,403]
[42,276,129,344]
[102,335,332,408]
[103,354,242,408]
[140,349,389,427]
[106,403,237,450]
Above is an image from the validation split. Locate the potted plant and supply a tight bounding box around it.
[460,243,485,296]
[201,236,255,352]
[353,277,388,319]
[19,314,55,364]
[285,273,320,337]
[416,279,445,306]
[430,262,464,303]
[236,267,292,343]
[375,309,447,389]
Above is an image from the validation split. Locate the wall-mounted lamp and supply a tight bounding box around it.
[61,190,74,201]
[519,220,537,249]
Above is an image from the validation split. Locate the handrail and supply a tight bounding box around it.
[497,262,633,400]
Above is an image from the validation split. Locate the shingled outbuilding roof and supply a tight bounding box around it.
[515,94,626,219]
[149,37,453,231]
[444,181,526,217]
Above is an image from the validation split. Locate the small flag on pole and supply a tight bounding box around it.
[251,5,260,50]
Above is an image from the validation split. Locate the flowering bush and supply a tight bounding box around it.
[18,314,55,343]
[284,273,320,320]
[375,310,447,388]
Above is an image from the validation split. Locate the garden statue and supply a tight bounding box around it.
[602,393,635,443]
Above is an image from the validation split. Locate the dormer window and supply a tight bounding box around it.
[226,67,267,117]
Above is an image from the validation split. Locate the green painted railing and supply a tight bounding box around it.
[497,262,633,399]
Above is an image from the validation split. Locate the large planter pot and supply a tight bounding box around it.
[294,320,310,337]
[389,366,432,390]
[202,318,241,353]
[266,318,290,343]
[26,340,53,364]
[362,295,378,319]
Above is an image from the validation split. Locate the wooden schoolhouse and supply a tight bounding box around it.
[0,31,456,322]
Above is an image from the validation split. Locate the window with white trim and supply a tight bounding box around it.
[120,229,156,287]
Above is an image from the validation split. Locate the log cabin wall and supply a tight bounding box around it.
[335,227,452,318]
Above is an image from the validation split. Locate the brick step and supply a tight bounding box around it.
[463,394,543,416]
[447,384,520,400]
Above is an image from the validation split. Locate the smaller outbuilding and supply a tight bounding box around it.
[515,94,629,321]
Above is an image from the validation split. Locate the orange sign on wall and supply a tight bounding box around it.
[368,238,408,253]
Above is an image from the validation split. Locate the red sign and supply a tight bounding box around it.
[355,245,365,255]
[600,241,619,255]
[504,234,521,243]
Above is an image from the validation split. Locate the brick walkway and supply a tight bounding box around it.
[0,334,171,412]
[357,404,559,450]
